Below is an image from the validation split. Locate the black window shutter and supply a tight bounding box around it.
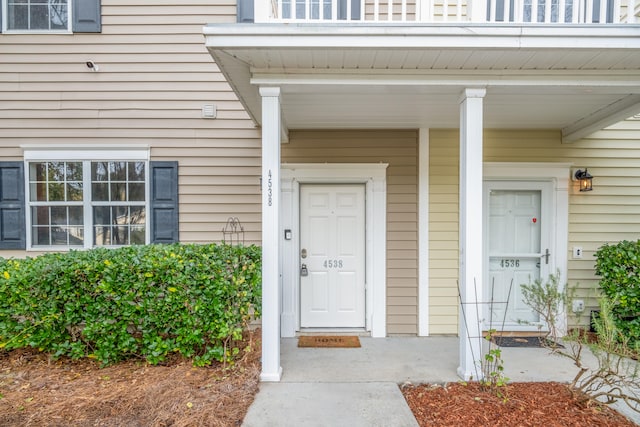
[150,161,179,244]
[72,0,102,33]
[0,162,26,250]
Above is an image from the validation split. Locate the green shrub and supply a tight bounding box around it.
[0,243,261,366]
[595,240,640,347]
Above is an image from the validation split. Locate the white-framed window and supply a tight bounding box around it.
[1,0,101,34]
[24,148,150,250]
[4,0,70,32]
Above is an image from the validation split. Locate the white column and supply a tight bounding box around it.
[260,87,283,382]
[457,88,486,381]
[418,128,430,336]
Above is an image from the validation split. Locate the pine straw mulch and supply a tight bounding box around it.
[0,331,261,427]
[402,381,637,427]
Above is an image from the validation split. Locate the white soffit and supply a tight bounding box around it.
[204,24,640,132]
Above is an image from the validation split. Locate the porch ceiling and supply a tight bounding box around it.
[204,24,640,141]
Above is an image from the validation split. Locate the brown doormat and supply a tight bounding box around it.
[298,336,361,348]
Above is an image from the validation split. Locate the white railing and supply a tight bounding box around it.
[255,0,638,23]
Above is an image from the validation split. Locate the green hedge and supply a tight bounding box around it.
[595,239,640,347]
[0,243,261,366]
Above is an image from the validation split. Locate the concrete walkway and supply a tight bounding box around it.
[243,337,639,426]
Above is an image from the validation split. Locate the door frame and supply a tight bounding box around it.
[281,163,388,338]
[483,162,571,333]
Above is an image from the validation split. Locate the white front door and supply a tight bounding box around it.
[300,184,366,328]
[484,181,553,330]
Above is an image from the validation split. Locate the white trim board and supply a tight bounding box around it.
[281,163,388,338]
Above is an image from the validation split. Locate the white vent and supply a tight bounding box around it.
[202,104,217,119]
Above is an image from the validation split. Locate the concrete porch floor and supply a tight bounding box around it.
[243,337,639,426]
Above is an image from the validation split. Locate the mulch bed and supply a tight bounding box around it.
[402,381,636,427]
[0,331,261,427]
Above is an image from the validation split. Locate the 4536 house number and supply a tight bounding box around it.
[323,259,344,269]
[500,259,520,268]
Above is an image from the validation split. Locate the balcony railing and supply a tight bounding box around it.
[252,0,638,23]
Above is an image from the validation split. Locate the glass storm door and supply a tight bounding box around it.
[484,181,552,330]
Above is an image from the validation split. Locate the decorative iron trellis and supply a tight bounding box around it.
[222,217,245,246]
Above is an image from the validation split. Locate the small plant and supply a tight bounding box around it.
[520,273,640,413]
[482,329,509,400]
[520,270,576,346]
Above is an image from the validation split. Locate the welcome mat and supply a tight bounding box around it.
[298,336,361,348]
[492,336,563,348]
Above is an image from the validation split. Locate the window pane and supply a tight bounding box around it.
[110,162,127,181]
[50,2,68,29]
[32,206,50,226]
[130,226,145,245]
[113,206,128,224]
[111,183,127,202]
[92,183,109,201]
[69,206,83,225]
[66,162,82,181]
[128,183,145,201]
[32,227,50,246]
[30,4,49,29]
[48,162,66,182]
[68,226,84,245]
[130,207,145,225]
[93,206,111,226]
[94,226,111,246]
[51,206,67,225]
[128,162,145,181]
[92,162,109,181]
[112,226,128,245]
[51,227,69,245]
[48,183,64,201]
[8,4,28,30]
[67,182,83,201]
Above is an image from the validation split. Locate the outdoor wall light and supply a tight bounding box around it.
[85,60,99,72]
[574,169,593,192]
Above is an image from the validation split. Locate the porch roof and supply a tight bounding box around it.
[204,23,640,141]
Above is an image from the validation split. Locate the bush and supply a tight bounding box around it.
[0,243,261,366]
[595,239,640,347]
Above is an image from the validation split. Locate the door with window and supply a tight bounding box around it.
[299,184,365,328]
[484,181,553,330]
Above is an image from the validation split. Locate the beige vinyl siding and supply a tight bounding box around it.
[429,120,640,331]
[428,129,459,334]
[282,130,419,335]
[0,1,263,247]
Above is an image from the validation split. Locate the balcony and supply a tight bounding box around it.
[250,0,638,23]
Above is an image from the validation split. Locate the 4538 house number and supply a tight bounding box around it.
[323,259,344,269]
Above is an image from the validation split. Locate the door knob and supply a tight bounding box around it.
[300,263,308,277]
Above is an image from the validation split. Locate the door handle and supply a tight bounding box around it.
[300,263,308,277]
[541,249,550,265]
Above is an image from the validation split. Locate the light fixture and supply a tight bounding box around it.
[574,169,593,192]
[85,60,99,72]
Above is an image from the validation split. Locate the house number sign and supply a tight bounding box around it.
[500,259,520,268]
[324,259,344,269]
[267,169,273,207]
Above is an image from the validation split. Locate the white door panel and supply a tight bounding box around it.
[300,184,365,328]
